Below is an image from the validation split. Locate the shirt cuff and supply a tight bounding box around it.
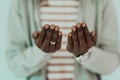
[75,48,92,62]
[24,45,53,67]
[33,45,53,57]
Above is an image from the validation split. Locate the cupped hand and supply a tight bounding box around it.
[32,24,62,53]
[67,23,96,57]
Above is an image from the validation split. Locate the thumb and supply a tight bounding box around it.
[32,31,40,39]
[90,31,96,43]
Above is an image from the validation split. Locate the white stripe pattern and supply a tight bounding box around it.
[47,66,74,71]
[53,52,74,57]
[48,58,75,64]
[41,22,76,27]
[47,73,74,79]
[40,0,79,80]
[40,7,78,13]
[41,0,79,6]
[40,14,77,20]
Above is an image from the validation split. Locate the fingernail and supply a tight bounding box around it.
[55,26,59,31]
[68,33,72,37]
[50,24,55,30]
[55,28,58,31]
[76,23,81,28]
[33,32,37,39]
[59,32,62,36]
[72,27,76,31]
[44,24,49,29]
[82,23,86,27]
[92,31,95,36]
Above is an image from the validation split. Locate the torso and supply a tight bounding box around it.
[40,0,80,80]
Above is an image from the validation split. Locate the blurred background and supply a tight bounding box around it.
[0,0,120,80]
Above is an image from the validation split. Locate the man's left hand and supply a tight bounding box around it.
[67,23,96,57]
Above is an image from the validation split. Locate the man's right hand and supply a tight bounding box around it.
[32,24,62,53]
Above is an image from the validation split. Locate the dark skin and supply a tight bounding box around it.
[32,24,62,53]
[32,23,96,57]
[67,23,96,57]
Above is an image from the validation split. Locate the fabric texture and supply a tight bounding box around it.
[6,0,120,80]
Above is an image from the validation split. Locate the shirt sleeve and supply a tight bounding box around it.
[76,0,120,74]
[6,0,53,77]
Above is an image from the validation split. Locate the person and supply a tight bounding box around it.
[6,0,120,80]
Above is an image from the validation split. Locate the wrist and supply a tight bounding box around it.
[75,48,92,62]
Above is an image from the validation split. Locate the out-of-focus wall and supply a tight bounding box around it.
[0,0,120,80]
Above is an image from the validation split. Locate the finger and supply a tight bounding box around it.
[81,23,91,42]
[90,31,96,44]
[67,32,73,47]
[51,25,59,42]
[56,32,62,50]
[71,26,79,48]
[77,24,88,53]
[41,40,50,52]
[81,23,94,48]
[49,24,56,42]
[32,31,40,39]
[45,24,55,41]
[50,24,56,30]
[39,24,49,44]
[55,25,60,31]
[67,32,73,52]
[41,25,54,52]
[49,25,59,52]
